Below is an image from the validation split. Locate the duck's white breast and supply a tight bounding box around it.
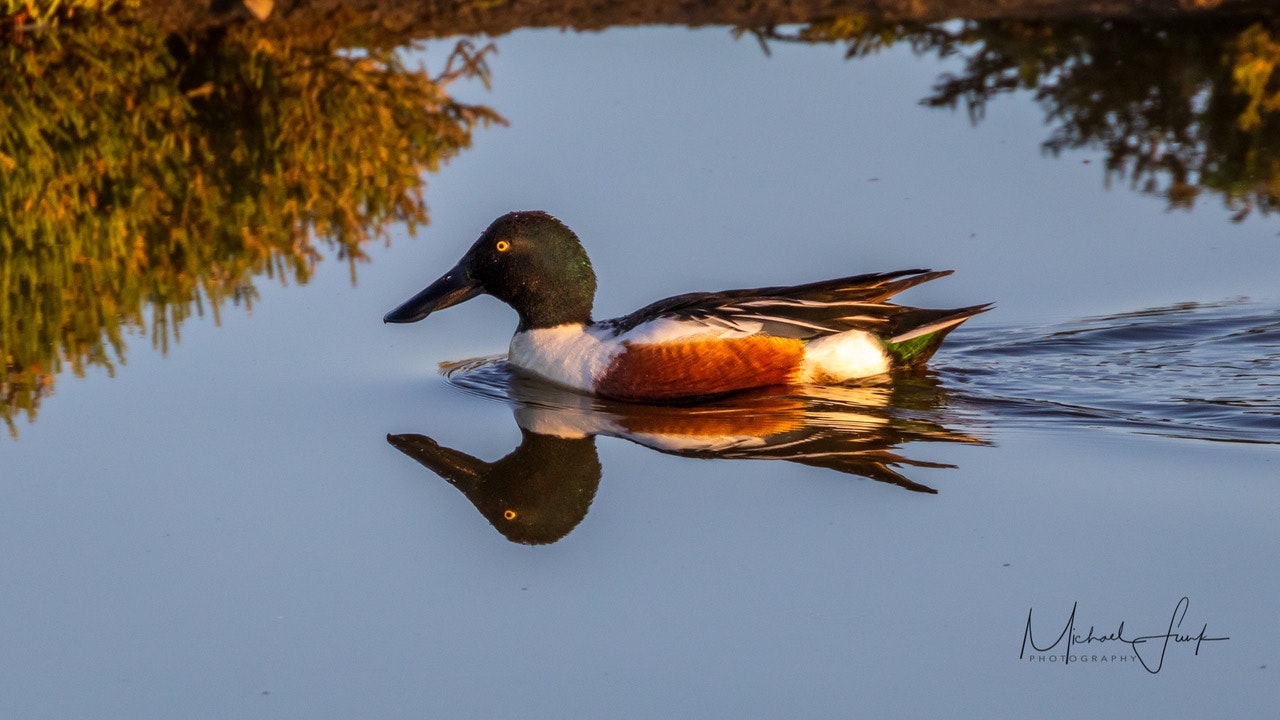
[508,324,622,393]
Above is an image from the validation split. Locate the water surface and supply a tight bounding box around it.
[2,20,1279,720]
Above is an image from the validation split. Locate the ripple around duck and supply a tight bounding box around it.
[440,299,1280,447]
[942,299,1280,445]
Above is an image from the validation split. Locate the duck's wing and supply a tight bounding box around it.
[599,269,966,339]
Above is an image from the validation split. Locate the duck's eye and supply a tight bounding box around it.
[495,240,511,252]
[503,509,518,520]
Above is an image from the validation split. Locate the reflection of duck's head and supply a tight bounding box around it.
[387,430,600,545]
[385,211,990,402]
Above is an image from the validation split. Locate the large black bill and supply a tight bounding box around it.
[383,263,483,323]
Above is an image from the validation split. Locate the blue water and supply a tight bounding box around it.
[2,25,1278,720]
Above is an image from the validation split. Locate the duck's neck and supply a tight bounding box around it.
[514,295,594,332]
[509,265,596,331]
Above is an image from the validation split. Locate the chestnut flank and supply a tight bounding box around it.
[597,336,805,402]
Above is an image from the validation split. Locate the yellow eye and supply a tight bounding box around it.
[495,240,511,252]
[503,509,517,520]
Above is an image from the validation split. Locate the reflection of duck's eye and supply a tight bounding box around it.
[495,240,511,252]
[503,509,517,520]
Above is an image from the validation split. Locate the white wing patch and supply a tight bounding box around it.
[615,316,762,344]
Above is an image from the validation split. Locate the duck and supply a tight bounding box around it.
[384,211,990,402]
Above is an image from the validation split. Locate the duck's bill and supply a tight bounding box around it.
[383,264,483,323]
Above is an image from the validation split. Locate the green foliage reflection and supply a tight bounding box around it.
[2,0,132,27]
[748,15,1280,220]
[0,20,502,435]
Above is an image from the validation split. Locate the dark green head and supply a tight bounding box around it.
[384,211,598,331]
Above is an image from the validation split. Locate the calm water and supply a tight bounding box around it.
[4,24,1280,719]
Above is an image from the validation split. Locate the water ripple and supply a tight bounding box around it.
[942,299,1280,444]
[440,299,1279,446]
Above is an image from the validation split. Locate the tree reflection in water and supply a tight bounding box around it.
[747,15,1280,220]
[389,359,988,545]
[0,19,502,435]
[9,5,1280,437]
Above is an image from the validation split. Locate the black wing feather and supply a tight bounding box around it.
[599,269,966,339]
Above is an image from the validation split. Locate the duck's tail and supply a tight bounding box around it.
[884,303,993,367]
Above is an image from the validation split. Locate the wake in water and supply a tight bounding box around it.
[941,299,1280,444]
[443,299,1280,447]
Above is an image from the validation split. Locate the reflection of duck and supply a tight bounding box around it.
[385,211,989,402]
[388,362,987,544]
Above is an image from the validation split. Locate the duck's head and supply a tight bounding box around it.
[383,211,598,331]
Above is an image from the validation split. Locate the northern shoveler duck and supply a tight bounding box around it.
[384,211,990,402]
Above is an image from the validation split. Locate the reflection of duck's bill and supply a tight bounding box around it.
[386,433,484,485]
